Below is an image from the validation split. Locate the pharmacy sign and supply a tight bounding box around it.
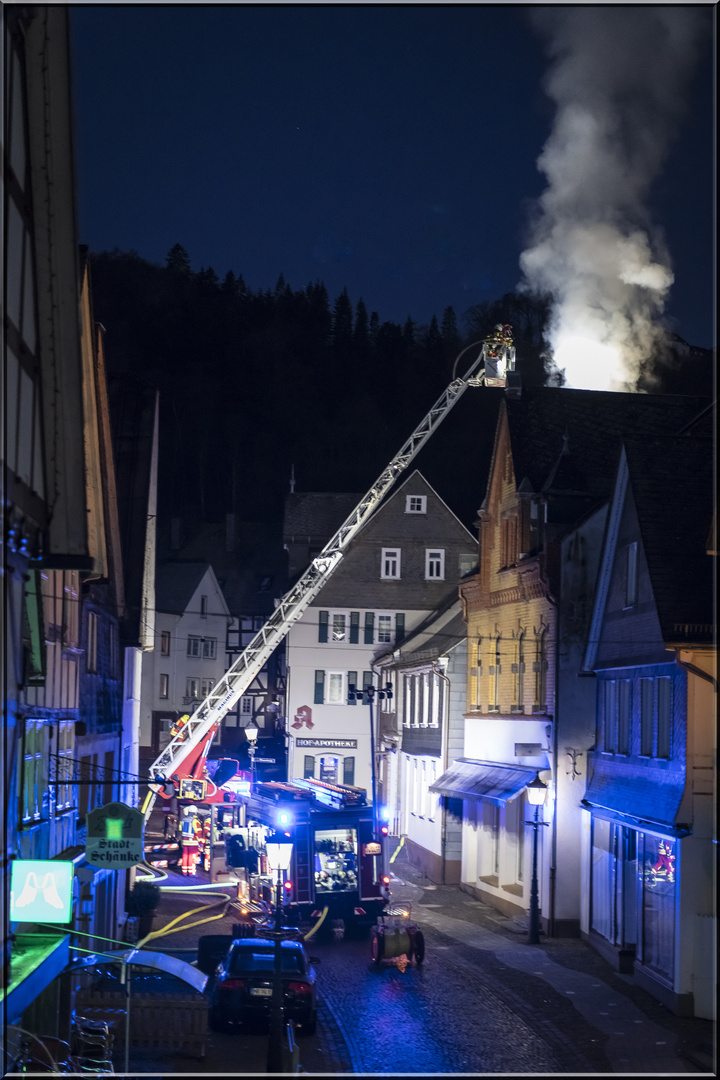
[86,802,145,868]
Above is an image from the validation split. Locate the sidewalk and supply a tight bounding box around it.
[387,839,715,1076]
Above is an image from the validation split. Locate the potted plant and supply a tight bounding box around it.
[126,880,161,939]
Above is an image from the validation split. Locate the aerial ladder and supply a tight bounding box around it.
[143,328,516,822]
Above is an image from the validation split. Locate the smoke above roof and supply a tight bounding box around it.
[518,7,706,392]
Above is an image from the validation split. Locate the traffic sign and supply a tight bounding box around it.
[86,801,145,868]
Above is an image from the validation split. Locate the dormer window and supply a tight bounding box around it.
[405,495,427,514]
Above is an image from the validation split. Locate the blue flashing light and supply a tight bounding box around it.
[277,809,292,828]
[379,806,389,821]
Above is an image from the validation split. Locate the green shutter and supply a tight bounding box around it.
[314,670,325,704]
[318,611,328,643]
[349,611,360,644]
[348,672,358,704]
[304,756,315,779]
[343,757,355,786]
[395,612,405,644]
[364,612,374,644]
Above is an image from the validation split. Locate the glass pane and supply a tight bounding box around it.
[591,818,615,940]
[641,835,675,980]
[314,827,357,892]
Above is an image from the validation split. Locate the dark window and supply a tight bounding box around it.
[640,678,653,756]
[617,680,631,755]
[395,613,405,644]
[343,757,355,786]
[303,756,315,779]
[657,678,672,758]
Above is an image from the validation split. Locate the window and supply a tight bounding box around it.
[160,674,169,699]
[512,633,525,712]
[381,548,401,579]
[201,679,214,698]
[625,542,638,607]
[63,572,79,647]
[187,636,201,657]
[87,611,98,674]
[403,675,411,727]
[640,678,653,756]
[433,673,444,728]
[161,631,171,655]
[502,516,518,567]
[55,720,74,811]
[331,613,346,641]
[22,720,46,822]
[405,495,427,514]
[428,761,437,821]
[202,638,217,659]
[377,615,393,643]
[319,756,339,784]
[657,678,672,758]
[200,594,208,618]
[240,696,253,715]
[489,636,502,711]
[343,757,355,786]
[533,631,547,711]
[327,672,345,704]
[602,680,616,752]
[425,549,445,580]
[186,677,200,700]
[618,680,631,755]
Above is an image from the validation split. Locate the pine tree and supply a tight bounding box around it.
[166,243,191,275]
[353,298,369,348]
[440,305,461,359]
[332,287,353,352]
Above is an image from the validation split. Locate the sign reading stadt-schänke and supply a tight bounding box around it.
[86,801,145,868]
[295,738,358,749]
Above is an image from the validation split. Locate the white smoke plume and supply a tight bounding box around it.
[519,7,707,391]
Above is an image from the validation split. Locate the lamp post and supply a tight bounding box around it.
[348,679,392,837]
[265,830,293,1074]
[245,723,258,791]
[525,774,548,945]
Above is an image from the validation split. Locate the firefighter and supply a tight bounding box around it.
[200,813,212,872]
[180,807,202,876]
[170,714,191,743]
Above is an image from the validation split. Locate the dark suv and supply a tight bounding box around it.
[209,938,318,1034]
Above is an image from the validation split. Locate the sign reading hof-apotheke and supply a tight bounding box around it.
[295,738,358,749]
[86,802,145,868]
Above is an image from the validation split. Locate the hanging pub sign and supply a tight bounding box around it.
[11,859,74,923]
[86,802,145,868]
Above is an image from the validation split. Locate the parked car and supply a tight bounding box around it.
[208,937,319,1035]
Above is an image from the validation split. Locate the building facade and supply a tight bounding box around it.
[285,471,477,799]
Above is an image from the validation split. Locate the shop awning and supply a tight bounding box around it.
[69,948,208,993]
[429,760,538,807]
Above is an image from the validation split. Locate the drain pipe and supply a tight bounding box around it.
[434,657,452,885]
[538,538,559,939]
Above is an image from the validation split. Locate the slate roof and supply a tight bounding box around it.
[623,435,715,639]
[155,562,213,615]
[376,592,465,666]
[490,387,711,526]
[283,492,363,540]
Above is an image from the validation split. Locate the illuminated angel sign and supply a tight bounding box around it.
[11,860,74,923]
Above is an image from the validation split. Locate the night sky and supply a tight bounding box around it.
[69,4,715,350]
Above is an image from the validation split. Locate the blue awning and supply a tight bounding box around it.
[429,760,538,807]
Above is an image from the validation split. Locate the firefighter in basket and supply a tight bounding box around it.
[170,713,191,743]
[180,806,203,876]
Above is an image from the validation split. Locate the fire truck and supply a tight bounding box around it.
[141,333,516,867]
[225,778,388,935]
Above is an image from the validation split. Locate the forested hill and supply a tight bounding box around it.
[88,246,711,529]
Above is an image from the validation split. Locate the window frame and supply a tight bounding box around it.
[160,630,171,656]
[405,495,427,514]
[159,673,169,699]
[381,548,401,580]
[425,548,445,580]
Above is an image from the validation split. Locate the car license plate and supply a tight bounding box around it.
[250,987,272,997]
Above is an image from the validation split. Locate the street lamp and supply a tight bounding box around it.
[265,830,294,1074]
[245,723,258,790]
[525,773,548,945]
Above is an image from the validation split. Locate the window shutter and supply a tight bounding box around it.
[314,670,325,704]
[343,757,355,786]
[395,613,405,643]
[364,612,374,644]
[348,672,358,704]
[304,756,315,779]
[318,611,328,643]
[349,611,359,644]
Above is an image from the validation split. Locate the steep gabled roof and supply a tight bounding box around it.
[487,387,711,522]
[155,561,216,616]
[624,435,714,640]
[283,492,363,540]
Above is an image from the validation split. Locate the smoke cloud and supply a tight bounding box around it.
[519,7,706,391]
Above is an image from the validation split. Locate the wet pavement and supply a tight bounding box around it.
[114,820,714,1075]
